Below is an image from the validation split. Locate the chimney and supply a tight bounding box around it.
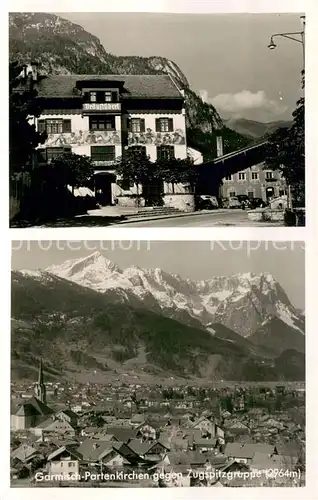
[216,136,224,158]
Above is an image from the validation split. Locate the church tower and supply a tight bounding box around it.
[35,359,46,404]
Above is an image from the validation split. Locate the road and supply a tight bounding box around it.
[113,209,282,227]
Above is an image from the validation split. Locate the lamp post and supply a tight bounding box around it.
[267,15,305,211]
[267,15,305,70]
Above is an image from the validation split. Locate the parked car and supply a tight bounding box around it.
[195,195,219,209]
[249,197,267,209]
[228,196,241,209]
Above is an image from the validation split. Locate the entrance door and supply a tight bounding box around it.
[94,173,116,206]
[266,187,275,200]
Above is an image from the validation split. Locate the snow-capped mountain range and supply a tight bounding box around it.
[20,251,305,338]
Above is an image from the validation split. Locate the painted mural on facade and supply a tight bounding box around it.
[44,130,121,147]
[128,128,185,146]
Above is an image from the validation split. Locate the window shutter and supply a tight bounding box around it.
[63,120,72,133]
[83,92,89,102]
[156,147,162,161]
[155,119,161,132]
[112,91,117,102]
[127,118,131,131]
[140,119,145,133]
[168,118,174,132]
[38,120,46,133]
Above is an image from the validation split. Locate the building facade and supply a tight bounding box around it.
[220,162,287,202]
[26,67,193,210]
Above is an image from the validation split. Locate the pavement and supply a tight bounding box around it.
[14,208,285,228]
[110,209,284,227]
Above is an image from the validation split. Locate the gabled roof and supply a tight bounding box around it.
[250,452,299,470]
[35,74,182,100]
[224,443,275,459]
[11,444,39,462]
[106,427,137,442]
[13,396,53,417]
[25,396,54,415]
[56,409,78,419]
[47,445,82,462]
[76,439,113,462]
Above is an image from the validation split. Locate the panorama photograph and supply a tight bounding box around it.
[10,240,305,487]
[9,12,305,228]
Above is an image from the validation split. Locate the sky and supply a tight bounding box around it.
[58,12,304,122]
[12,240,305,308]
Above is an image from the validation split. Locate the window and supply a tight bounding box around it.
[38,119,72,134]
[229,191,236,197]
[130,118,145,133]
[251,172,259,180]
[87,90,117,103]
[247,191,254,198]
[157,145,174,161]
[238,172,246,181]
[224,174,232,181]
[266,171,274,180]
[46,147,71,162]
[130,145,147,157]
[155,118,173,133]
[279,189,287,196]
[68,462,74,467]
[91,146,115,162]
[89,116,115,131]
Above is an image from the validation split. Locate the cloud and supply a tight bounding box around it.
[200,89,288,116]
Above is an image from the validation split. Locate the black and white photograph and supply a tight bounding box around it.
[9,11,305,228]
[10,240,305,488]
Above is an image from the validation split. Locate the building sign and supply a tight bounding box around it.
[83,103,121,112]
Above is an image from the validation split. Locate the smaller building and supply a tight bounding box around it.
[221,162,287,202]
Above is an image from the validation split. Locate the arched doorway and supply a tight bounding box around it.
[94,172,116,206]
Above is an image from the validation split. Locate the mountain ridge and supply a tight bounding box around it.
[19,252,305,341]
[11,269,304,382]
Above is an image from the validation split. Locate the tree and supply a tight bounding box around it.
[48,152,94,193]
[9,61,47,176]
[157,156,198,193]
[264,72,305,206]
[116,148,154,204]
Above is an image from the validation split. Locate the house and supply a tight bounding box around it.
[130,413,145,427]
[11,443,41,464]
[250,452,299,474]
[224,443,276,464]
[106,427,137,442]
[194,438,218,453]
[191,416,225,443]
[22,67,194,211]
[31,416,76,439]
[220,162,287,202]
[55,409,79,428]
[47,445,82,480]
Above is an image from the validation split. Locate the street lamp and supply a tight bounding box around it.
[267,15,305,70]
[267,16,305,211]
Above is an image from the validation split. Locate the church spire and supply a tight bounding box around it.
[35,358,46,404]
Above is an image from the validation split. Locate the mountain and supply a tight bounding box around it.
[12,270,294,383]
[9,12,253,160]
[33,252,305,339]
[249,316,305,356]
[224,117,293,139]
